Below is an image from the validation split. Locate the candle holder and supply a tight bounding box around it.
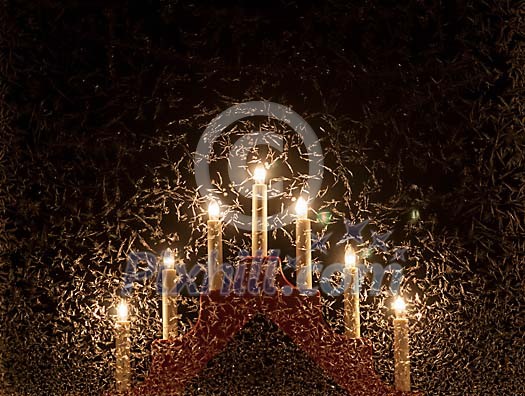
[107,166,419,395]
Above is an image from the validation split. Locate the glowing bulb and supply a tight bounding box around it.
[393,296,406,317]
[253,165,266,184]
[345,244,357,268]
[410,208,420,222]
[317,211,332,225]
[117,300,128,322]
[208,200,221,220]
[163,247,175,269]
[295,197,308,218]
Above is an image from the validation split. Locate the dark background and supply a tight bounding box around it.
[1,1,524,395]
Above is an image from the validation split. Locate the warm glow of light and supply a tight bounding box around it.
[163,247,175,269]
[117,300,128,322]
[295,197,308,218]
[253,165,266,184]
[345,244,357,268]
[393,296,406,317]
[208,200,221,220]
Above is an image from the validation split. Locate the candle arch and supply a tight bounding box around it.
[110,163,419,395]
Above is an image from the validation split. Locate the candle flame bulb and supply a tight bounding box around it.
[208,200,221,220]
[163,248,175,269]
[295,197,308,219]
[117,300,128,322]
[253,165,266,184]
[345,245,357,268]
[393,296,406,318]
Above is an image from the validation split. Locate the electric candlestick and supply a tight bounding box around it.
[115,299,131,393]
[252,165,268,257]
[295,197,312,290]
[162,248,178,339]
[344,244,360,338]
[393,296,411,392]
[207,200,223,291]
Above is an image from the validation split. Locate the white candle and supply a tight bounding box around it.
[393,296,411,392]
[115,300,131,393]
[343,244,360,338]
[207,200,223,291]
[162,248,178,339]
[295,197,312,290]
[251,165,267,257]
